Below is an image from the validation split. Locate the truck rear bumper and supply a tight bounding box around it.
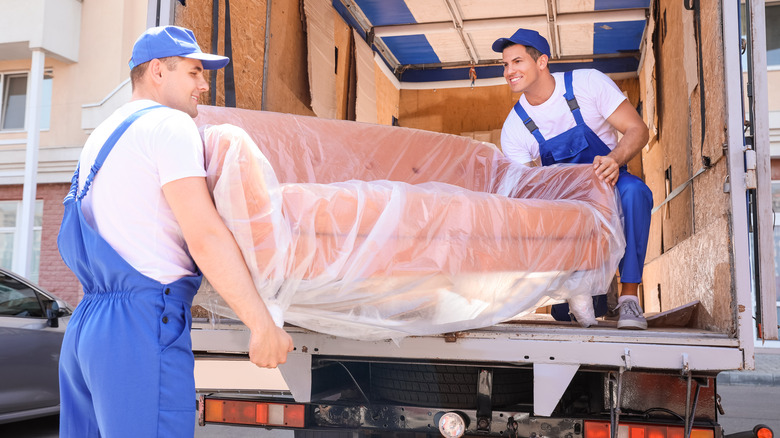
[197,393,726,438]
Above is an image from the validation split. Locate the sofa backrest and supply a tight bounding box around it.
[194,105,502,191]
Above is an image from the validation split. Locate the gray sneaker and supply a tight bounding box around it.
[616,299,647,330]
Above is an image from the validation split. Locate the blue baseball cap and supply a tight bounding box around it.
[129,26,229,70]
[492,28,551,57]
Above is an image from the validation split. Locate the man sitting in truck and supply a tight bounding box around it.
[493,28,653,330]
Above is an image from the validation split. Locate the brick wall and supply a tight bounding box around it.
[38,183,82,305]
[0,183,82,306]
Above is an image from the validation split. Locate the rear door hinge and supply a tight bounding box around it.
[745,149,757,189]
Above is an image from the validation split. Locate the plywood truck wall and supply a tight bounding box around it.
[334,11,353,120]
[399,85,516,137]
[175,0,401,123]
[641,0,733,333]
[375,60,400,126]
[175,0,313,116]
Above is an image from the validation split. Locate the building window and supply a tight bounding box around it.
[0,72,53,132]
[0,200,43,283]
[767,3,780,67]
[741,2,780,69]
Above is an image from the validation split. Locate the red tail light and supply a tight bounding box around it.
[203,398,306,428]
[585,420,714,438]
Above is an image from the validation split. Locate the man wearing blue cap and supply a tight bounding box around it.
[57,26,293,437]
[493,28,653,330]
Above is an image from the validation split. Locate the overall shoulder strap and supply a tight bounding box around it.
[564,71,585,126]
[512,100,546,145]
[77,105,164,200]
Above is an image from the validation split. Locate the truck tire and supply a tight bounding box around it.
[370,364,532,409]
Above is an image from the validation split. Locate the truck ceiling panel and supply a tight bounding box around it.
[381,34,439,65]
[595,0,651,10]
[446,0,548,21]
[426,32,471,63]
[336,0,650,82]
[593,20,646,54]
[353,0,417,26]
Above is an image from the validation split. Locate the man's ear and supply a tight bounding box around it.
[537,54,549,71]
[148,59,165,84]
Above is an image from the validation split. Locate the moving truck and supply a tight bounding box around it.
[148,0,778,436]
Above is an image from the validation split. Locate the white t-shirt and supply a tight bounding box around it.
[78,99,207,284]
[500,69,627,165]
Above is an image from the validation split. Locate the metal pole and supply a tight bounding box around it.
[16,48,45,279]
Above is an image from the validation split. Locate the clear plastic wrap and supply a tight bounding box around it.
[193,106,625,341]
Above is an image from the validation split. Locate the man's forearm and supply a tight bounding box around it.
[604,100,650,167]
[607,125,649,167]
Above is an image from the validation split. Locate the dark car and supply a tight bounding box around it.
[0,268,71,424]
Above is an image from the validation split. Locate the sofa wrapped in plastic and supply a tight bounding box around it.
[192,105,625,341]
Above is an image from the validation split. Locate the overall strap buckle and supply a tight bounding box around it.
[566,97,580,112]
[524,118,539,134]
[513,100,547,145]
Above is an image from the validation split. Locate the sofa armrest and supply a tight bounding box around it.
[493,162,618,218]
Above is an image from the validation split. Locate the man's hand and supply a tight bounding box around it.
[593,155,620,187]
[249,323,294,368]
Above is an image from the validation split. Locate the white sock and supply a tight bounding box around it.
[618,295,640,305]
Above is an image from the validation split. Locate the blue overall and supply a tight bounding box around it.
[513,71,652,320]
[57,106,203,437]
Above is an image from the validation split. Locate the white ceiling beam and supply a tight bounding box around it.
[372,8,647,37]
[545,0,560,62]
[444,0,479,64]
